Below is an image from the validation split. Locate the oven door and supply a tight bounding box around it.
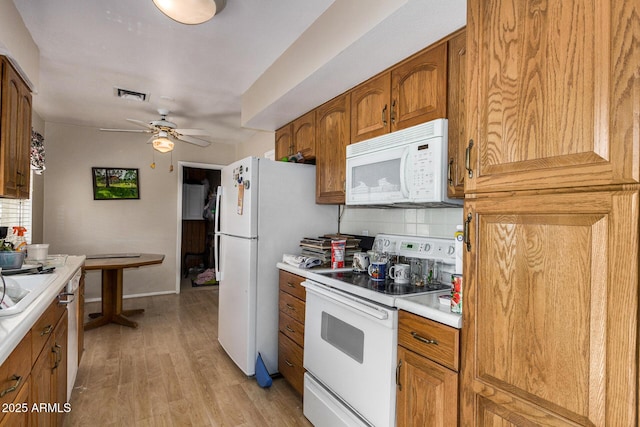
[303,280,397,427]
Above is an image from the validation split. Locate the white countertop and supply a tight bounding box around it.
[0,255,85,365]
[277,262,462,329]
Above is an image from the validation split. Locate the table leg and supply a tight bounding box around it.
[84,268,145,330]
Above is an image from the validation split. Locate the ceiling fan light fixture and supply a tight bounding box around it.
[152,0,226,25]
[152,136,175,153]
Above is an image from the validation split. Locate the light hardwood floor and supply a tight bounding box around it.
[63,280,312,426]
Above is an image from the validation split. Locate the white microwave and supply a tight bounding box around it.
[345,118,462,207]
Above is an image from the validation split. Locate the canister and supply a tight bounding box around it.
[451,274,462,314]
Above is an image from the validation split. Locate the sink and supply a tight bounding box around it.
[0,273,59,317]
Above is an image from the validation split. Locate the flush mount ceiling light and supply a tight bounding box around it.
[152,0,226,25]
[152,132,175,153]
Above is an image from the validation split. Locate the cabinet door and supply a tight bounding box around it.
[30,335,53,427]
[446,29,466,198]
[275,124,293,161]
[316,93,351,204]
[396,346,458,427]
[350,72,390,143]
[0,377,30,427]
[53,311,68,427]
[0,58,21,198]
[466,0,640,193]
[391,42,448,132]
[16,85,31,199]
[461,191,639,426]
[292,110,315,160]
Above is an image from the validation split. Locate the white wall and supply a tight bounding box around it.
[340,206,463,239]
[30,111,45,244]
[235,130,275,160]
[43,122,236,300]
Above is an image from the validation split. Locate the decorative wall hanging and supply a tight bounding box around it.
[92,167,140,200]
[31,130,45,174]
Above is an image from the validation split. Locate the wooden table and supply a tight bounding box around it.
[83,253,165,330]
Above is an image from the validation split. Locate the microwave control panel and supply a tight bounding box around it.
[409,142,441,199]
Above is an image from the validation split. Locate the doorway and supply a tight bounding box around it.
[176,161,223,293]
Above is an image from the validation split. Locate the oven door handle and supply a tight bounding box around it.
[304,281,389,320]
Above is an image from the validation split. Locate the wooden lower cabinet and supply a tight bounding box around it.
[396,310,459,426]
[396,347,457,427]
[461,190,639,425]
[0,377,30,427]
[0,331,31,426]
[278,270,306,395]
[31,309,68,427]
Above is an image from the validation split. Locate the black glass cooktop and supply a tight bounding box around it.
[318,270,450,296]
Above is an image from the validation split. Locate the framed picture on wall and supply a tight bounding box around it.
[92,167,140,200]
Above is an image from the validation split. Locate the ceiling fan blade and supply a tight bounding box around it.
[175,134,211,147]
[174,128,210,136]
[126,118,155,130]
[99,128,152,133]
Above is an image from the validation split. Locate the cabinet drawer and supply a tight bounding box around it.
[32,297,65,363]
[279,270,306,301]
[279,291,305,324]
[0,331,31,408]
[279,310,305,348]
[278,332,304,395]
[398,310,459,371]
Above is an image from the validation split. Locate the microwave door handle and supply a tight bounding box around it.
[399,147,410,198]
[214,186,222,280]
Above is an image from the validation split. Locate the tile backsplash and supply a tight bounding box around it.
[339,206,464,238]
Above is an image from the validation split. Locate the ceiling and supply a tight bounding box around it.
[12,0,466,147]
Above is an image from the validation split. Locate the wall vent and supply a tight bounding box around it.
[113,87,149,102]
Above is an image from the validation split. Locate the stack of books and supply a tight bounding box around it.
[300,234,361,267]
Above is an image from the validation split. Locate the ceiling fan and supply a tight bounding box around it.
[100,109,211,153]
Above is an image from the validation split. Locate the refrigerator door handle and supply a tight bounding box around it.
[214,185,223,281]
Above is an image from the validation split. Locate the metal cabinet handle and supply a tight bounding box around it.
[465,139,474,178]
[40,324,53,336]
[0,375,22,398]
[57,291,75,305]
[285,304,295,311]
[382,104,388,126]
[448,158,454,185]
[52,343,62,369]
[390,100,396,124]
[464,213,472,252]
[286,282,295,288]
[285,325,295,333]
[285,360,294,368]
[411,331,438,345]
[396,360,402,391]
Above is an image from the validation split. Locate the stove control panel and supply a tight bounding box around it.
[373,234,456,262]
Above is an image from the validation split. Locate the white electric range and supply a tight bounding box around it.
[302,233,458,427]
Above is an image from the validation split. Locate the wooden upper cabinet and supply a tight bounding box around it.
[391,41,447,132]
[350,72,391,143]
[292,110,316,161]
[465,0,640,193]
[0,57,32,199]
[275,124,293,161]
[446,29,466,198]
[351,43,448,144]
[461,190,639,426]
[316,93,351,204]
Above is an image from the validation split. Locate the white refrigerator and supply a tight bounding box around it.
[214,156,338,376]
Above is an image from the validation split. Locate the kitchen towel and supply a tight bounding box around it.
[282,254,322,269]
